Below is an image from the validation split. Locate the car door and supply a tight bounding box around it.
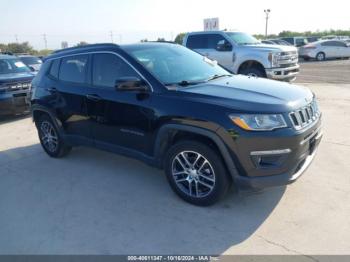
[186,34,209,57]
[205,34,233,69]
[321,41,337,58]
[54,54,93,142]
[334,41,349,57]
[86,52,153,154]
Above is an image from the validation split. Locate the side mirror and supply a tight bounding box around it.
[115,77,148,92]
[216,40,232,52]
[29,66,36,72]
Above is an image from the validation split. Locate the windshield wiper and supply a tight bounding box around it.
[206,74,232,82]
[165,80,205,87]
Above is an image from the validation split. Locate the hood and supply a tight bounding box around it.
[27,63,41,72]
[241,43,297,53]
[179,75,313,113]
[0,72,35,85]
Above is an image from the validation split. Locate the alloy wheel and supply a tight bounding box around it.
[40,121,59,153]
[171,151,216,198]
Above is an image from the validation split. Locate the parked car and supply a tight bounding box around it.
[0,54,34,116]
[31,43,322,206]
[18,55,42,72]
[299,40,350,61]
[280,37,308,47]
[268,39,292,46]
[261,40,275,45]
[306,37,320,43]
[183,31,299,81]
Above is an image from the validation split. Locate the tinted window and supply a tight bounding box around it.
[92,53,139,88]
[59,55,88,84]
[186,35,209,49]
[281,38,294,45]
[207,34,227,49]
[49,59,60,79]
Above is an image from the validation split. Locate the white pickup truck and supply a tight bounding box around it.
[183,31,300,81]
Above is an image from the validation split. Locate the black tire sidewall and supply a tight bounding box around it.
[36,115,68,158]
[316,52,325,61]
[241,67,265,78]
[164,140,230,206]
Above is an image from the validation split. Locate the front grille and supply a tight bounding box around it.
[289,100,320,130]
[279,51,298,65]
[2,81,31,92]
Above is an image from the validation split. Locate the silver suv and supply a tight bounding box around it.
[183,31,300,81]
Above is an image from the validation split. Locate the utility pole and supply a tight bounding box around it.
[15,34,18,43]
[42,34,47,49]
[264,9,271,38]
[110,31,114,43]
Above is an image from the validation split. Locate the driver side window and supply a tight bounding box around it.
[92,53,139,88]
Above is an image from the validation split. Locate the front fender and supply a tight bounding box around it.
[153,123,240,180]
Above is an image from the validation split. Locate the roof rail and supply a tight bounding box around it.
[52,43,119,54]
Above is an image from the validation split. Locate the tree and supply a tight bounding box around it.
[76,41,88,46]
[140,39,148,42]
[157,38,166,42]
[174,33,186,44]
[4,42,34,54]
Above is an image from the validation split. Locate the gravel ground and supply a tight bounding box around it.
[297,59,350,84]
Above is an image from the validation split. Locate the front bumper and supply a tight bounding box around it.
[226,117,323,190]
[235,130,322,189]
[0,91,30,116]
[266,65,300,81]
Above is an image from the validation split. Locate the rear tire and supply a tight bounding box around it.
[164,140,231,206]
[316,52,326,61]
[36,114,71,158]
[240,67,266,78]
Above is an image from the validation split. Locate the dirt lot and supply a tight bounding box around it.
[297,59,350,84]
[0,61,349,256]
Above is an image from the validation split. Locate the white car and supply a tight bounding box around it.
[299,40,350,61]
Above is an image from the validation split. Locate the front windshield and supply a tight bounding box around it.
[124,44,230,86]
[226,32,260,45]
[0,58,31,74]
[20,56,42,65]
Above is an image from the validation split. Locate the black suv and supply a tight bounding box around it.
[0,54,34,116]
[31,43,322,206]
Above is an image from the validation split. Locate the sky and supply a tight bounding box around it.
[0,0,349,50]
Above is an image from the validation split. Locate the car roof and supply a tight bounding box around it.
[186,31,241,35]
[46,43,121,60]
[0,54,17,59]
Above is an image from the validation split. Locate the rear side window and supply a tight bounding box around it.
[59,55,88,84]
[186,35,209,49]
[92,53,139,88]
[48,59,60,79]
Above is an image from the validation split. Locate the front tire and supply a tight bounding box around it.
[164,140,231,206]
[36,114,71,158]
[240,67,266,78]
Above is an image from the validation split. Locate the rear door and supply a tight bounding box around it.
[186,34,210,56]
[55,54,92,142]
[86,52,153,154]
[321,41,338,58]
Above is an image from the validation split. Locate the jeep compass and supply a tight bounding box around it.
[31,43,322,206]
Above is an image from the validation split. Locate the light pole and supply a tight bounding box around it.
[264,9,271,38]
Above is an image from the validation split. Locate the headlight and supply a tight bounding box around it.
[230,114,287,131]
[268,52,281,67]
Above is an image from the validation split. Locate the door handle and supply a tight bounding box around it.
[46,87,57,92]
[86,94,101,101]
